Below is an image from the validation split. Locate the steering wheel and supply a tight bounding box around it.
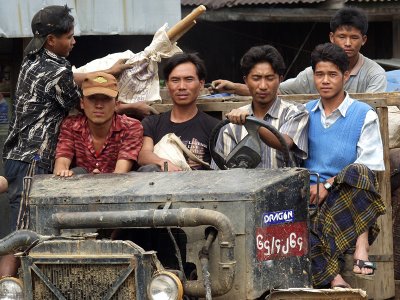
[209,116,294,170]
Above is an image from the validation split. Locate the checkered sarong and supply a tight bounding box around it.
[310,163,386,287]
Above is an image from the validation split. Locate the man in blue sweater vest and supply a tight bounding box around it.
[305,43,386,289]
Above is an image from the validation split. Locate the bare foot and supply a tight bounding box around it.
[331,274,351,288]
[353,232,374,275]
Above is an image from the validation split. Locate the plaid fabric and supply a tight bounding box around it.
[310,163,386,287]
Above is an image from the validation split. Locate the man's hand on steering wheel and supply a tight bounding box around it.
[209,115,294,170]
[225,109,249,125]
[226,109,294,152]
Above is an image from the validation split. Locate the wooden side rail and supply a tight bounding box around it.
[280,92,400,107]
[152,91,400,119]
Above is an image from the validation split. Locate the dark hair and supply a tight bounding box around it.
[311,43,349,74]
[51,6,74,36]
[163,53,206,81]
[240,45,286,77]
[330,7,368,35]
[32,5,74,37]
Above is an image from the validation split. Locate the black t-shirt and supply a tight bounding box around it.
[142,110,219,169]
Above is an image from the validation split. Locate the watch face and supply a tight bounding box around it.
[324,182,332,190]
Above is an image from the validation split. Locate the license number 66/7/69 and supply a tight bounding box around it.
[256,221,308,260]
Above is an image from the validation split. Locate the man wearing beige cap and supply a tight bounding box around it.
[54,72,143,176]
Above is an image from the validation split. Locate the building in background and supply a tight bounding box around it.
[0,0,399,94]
[180,0,399,83]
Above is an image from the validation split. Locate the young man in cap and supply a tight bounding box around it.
[305,43,385,288]
[211,7,386,95]
[138,53,219,171]
[54,72,143,176]
[1,5,130,277]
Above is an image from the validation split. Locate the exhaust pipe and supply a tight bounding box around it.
[51,208,236,297]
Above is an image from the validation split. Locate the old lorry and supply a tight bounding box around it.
[0,93,396,299]
[0,117,314,300]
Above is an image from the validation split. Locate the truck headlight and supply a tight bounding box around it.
[148,271,183,300]
[0,277,23,300]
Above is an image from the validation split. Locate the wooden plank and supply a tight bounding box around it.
[156,92,400,112]
[152,101,251,114]
[279,92,400,107]
[269,288,367,300]
[282,97,388,108]
[348,106,394,299]
[222,92,400,106]
[377,105,394,266]
[152,97,388,115]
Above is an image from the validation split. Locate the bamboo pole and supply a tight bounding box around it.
[167,5,206,42]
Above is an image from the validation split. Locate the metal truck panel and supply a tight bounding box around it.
[28,168,311,299]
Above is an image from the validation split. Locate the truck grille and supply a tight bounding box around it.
[21,239,152,300]
[31,263,135,300]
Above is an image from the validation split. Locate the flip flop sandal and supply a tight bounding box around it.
[353,259,376,280]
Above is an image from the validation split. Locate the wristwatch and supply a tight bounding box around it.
[323,181,333,192]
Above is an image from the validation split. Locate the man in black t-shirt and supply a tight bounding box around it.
[138,53,219,171]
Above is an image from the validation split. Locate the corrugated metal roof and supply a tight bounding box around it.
[182,0,397,9]
[182,0,326,9]
[348,0,398,2]
[0,0,181,38]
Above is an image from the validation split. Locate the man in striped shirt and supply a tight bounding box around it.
[211,45,309,169]
[54,72,143,176]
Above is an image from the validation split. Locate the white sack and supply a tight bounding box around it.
[73,23,182,103]
[154,133,191,171]
[153,133,211,170]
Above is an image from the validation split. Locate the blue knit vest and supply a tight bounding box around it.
[304,99,371,183]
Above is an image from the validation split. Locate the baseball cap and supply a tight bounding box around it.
[81,72,118,98]
[24,5,72,56]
